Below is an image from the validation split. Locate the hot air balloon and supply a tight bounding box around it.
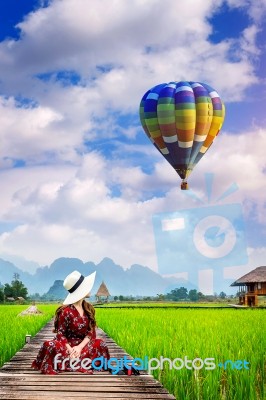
[139,81,225,190]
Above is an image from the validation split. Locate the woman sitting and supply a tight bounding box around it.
[31,270,110,374]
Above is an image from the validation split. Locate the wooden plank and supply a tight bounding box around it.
[0,380,164,388]
[1,364,149,375]
[0,385,170,393]
[0,373,158,385]
[0,319,176,400]
[0,393,175,399]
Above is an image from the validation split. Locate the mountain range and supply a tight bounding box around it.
[0,257,198,296]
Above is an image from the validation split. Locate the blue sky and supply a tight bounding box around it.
[208,3,266,132]
[0,0,265,293]
[0,0,39,41]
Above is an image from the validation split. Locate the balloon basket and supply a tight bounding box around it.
[181,181,189,190]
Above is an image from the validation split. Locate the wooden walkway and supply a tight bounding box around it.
[0,320,176,399]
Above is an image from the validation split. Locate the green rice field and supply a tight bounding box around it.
[0,304,265,399]
[0,304,57,367]
[96,307,266,400]
[95,301,234,308]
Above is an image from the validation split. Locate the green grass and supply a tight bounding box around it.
[0,304,57,367]
[95,301,234,308]
[0,303,265,399]
[96,307,266,400]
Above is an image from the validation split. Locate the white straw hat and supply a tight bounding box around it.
[63,270,96,305]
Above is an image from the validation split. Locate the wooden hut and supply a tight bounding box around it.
[95,281,111,303]
[231,266,266,306]
[6,297,15,302]
[16,296,25,303]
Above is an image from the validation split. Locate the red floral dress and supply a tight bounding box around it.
[31,304,110,374]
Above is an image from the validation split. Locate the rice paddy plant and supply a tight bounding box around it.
[96,308,266,400]
[0,303,264,399]
[0,304,57,367]
[95,302,231,308]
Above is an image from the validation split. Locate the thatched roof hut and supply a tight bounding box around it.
[95,281,110,302]
[231,266,266,286]
[18,305,43,316]
[231,266,266,306]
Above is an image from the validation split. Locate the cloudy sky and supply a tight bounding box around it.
[0,0,265,285]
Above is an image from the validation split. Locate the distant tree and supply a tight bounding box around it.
[118,295,124,301]
[113,296,118,301]
[4,283,13,297]
[197,292,205,300]
[11,278,28,299]
[3,277,28,299]
[13,273,20,281]
[0,288,4,303]
[4,274,28,299]
[174,287,188,301]
[30,293,41,301]
[40,293,50,302]
[40,293,57,302]
[169,289,176,300]
[205,295,215,302]
[165,287,189,301]
[188,289,198,302]
[166,289,176,300]
[219,291,227,299]
[157,293,165,301]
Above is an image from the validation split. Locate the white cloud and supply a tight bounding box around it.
[240,25,261,56]
[0,96,65,161]
[0,128,265,269]
[0,0,260,100]
[0,165,76,221]
[0,0,262,170]
[247,247,266,266]
[0,0,264,272]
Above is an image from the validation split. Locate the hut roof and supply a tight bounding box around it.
[231,266,266,286]
[96,281,111,297]
[18,305,43,316]
[16,297,25,300]
[6,297,15,301]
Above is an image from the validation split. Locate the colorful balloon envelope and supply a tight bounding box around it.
[139,81,225,189]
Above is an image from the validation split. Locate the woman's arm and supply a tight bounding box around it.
[76,326,96,350]
[86,325,96,340]
[55,308,69,346]
[70,326,96,358]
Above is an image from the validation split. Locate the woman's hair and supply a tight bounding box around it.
[53,300,96,333]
